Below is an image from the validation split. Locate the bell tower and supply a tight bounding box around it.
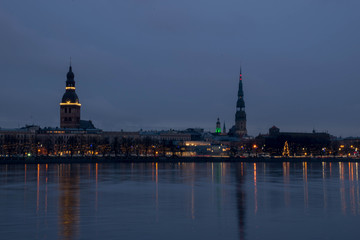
[60,64,81,128]
[216,118,221,133]
[235,67,247,137]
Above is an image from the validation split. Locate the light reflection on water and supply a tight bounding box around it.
[0,162,360,240]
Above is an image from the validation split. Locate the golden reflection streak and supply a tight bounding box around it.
[349,162,352,182]
[339,162,346,214]
[349,163,356,215]
[156,162,158,213]
[222,163,226,184]
[241,162,244,177]
[211,162,214,183]
[37,164,40,213]
[254,163,258,214]
[303,162,308,208]
[45,164,48,214]
[220,163,223,184]
[322,162,327,209]
[283,162,290,207]
[357,163,360,215]
[58,165,80,240]
[95,163,98,211]
[190,163,196,220]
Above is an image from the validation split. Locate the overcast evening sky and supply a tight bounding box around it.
[0,0,360,137]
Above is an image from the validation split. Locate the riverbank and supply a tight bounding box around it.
[1,156,360,164]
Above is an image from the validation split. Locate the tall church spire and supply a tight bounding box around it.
[60,63,81,128]
[235,65,247,137]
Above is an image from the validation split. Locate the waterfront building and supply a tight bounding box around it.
[139,130,191,141]
[234,67,247,137]
[256,126,332,156]
[102,131,141,144]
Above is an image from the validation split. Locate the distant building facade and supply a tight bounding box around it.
[256,126,332,156]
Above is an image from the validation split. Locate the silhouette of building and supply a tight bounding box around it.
[60,65,81,128]
[256,126,331,156]
[234,67,247,137]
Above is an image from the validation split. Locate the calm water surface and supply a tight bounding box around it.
[0,162,359,240]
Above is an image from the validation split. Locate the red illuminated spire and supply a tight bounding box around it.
[239,65,242,81]
[235,64,247,137]
[237,65,244,97]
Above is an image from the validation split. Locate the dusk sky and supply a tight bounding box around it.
[1,0,360,137]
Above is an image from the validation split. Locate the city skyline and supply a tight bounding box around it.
[1,1,360,136]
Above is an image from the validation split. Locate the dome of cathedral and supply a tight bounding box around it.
[61,91,79,104]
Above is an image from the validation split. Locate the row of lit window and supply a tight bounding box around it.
[46,131,65,134]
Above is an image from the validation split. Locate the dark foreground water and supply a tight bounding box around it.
[0,162,359,240]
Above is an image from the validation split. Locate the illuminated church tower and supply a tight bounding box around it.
[216,118,221,133]
[60,65,81,128]
[235,67,247,137]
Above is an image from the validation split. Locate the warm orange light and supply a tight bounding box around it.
[60,103,81,106]
[66,87,76,90]
[253,144,258,149]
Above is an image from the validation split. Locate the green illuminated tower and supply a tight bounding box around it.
[235,67,247,137]
[216,118,221,133]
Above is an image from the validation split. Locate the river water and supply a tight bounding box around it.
[0,162,359,240]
